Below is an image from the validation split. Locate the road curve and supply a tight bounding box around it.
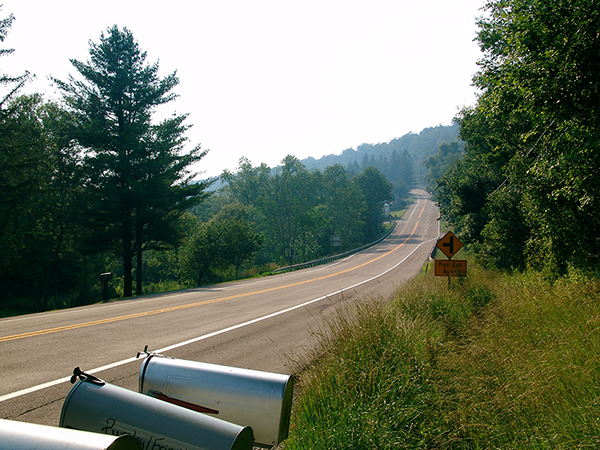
[0,189,439,426]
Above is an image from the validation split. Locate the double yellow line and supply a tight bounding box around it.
[1,202,427,343]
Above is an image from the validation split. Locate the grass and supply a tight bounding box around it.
[390,208,408,219]
[283,264,600,449]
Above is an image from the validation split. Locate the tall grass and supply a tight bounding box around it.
[283,265,600,449]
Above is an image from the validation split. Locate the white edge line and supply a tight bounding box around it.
[1,199,435,403]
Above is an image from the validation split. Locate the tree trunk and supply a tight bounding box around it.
[136,248,143,296]
[123,251,133,297]
[122,220,133,298]
[136,220,143,296]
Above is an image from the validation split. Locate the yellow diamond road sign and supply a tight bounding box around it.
[436,231,463,259]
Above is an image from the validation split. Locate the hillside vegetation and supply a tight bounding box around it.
[302,123,460,187]
[284,265,600,449]
[433,0,600,276]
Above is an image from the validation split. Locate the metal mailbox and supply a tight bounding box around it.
[0,418,141,450]
[60,371,254,450]
[138,353,294,448]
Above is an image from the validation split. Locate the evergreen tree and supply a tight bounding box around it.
[55,26,211,297]
[0,7,31,232]
[0,8,29,107]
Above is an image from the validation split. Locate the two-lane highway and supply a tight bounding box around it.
[0,190,439,426]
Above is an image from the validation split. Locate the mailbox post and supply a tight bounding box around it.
[99,273,113,301]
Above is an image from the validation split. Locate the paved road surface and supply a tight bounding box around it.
[0,190,439,426]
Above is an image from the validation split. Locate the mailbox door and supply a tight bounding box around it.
[0,418,141,450]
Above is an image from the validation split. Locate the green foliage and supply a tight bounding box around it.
[0,8,29,106]
[180,203,263,285]
[260,156,319,265]
[213,203,264,279]
[0,94,95,311]
[321,164,366,250]
[54,25,211,297]
[436,0,600,275]
[221,156,271,207]
[285,266,600,449]
[304,123,460,188]
[423,141,464,193]
[217,156,394,267]
[0,16,409,311]
[354,166,394,240]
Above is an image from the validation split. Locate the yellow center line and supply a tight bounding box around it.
[1,202,428,343]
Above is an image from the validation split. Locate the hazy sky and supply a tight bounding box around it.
[2,1,484,178]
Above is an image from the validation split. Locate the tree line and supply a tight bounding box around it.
[427,0,600,276]
[304,123,461,191]
[0,18,405,313]
[345,148,414,206]
[221,157,394,259]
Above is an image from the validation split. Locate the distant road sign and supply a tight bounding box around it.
[435,260,467,277]
[436,231,463,259]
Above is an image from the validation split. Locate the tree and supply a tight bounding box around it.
[424,141,463,194]
[0,7,32,234]
[221,157,271,206]
[55,26,211,297]
[438,0,600,274]
[354,167,394,240]
[0,95,89,311]
[180,219,228,286]
[0,8,29,107]
[259,155,318,264]
[213,203,263,279]
[0,95,49,309]
[393,149,414,204]
[321,164,366,250]
[180,204,262,285]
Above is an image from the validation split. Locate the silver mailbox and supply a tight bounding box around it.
[60,371,254,450]
[0,418,141,450]
[138,353,294,448]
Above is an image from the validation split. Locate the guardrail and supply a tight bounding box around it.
[274,221,397,273]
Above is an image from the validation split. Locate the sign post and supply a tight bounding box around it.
[434,231,466,279]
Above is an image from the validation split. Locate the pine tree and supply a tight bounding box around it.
[0,8,29,107]
[55,26,211,297]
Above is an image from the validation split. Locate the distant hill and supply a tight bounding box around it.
[302,123,460,185]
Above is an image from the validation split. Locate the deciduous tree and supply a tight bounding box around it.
[354,166,393,240]
[438,0,600,274]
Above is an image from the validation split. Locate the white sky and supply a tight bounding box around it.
[2,0,484,179]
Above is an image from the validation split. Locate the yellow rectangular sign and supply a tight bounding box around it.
[435,260,467,277]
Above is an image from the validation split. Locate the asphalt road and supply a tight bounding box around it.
[0,189,439,427]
